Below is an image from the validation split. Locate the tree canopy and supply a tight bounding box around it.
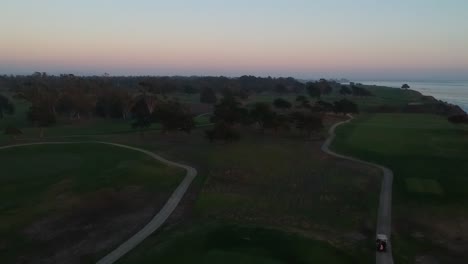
[0,94,15,119]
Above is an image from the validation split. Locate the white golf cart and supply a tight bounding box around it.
[376,234,388,252]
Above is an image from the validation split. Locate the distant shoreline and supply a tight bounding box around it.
[355,80,468,113]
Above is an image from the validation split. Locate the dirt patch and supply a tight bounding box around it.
[18,186,171,264]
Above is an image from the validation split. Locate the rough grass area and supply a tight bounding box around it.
[118,224,361,264]
[76,122,381,264]
[331,113,468,263]
[0,143,185,264]
[405,178,444,195]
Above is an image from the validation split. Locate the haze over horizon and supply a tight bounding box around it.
[1,0,468,80]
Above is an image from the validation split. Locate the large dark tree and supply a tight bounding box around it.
[306,82,321,99]
[273,98,292,110]
[291,111,323,136]
[333,99,359,115]
[200,87,217,104]
[402,84,410,90]
[0,94,15,119]
[249,102,277,133]
[315,100,334,112]
[211,96,248,125]
[351,85,373,96]
[205,122,240,142]
[131,98,152,136]
[339,85,352,96]
[296,95,311,109]
[27,104,56,137]
[153,100,195,133]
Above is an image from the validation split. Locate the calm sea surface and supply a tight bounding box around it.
[358,81,468,113]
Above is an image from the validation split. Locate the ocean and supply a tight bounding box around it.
[357,81,468,113]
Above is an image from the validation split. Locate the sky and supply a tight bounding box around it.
[1,0,468,80]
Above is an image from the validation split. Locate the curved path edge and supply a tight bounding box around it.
[321,115,394,264]
[0,141,197,264]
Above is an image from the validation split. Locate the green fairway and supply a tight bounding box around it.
[119,224,359,264]
[331,113,468,202]
[331,113,468,263]
[0,143,184,263]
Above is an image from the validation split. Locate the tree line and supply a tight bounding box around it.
[1,73,363,140]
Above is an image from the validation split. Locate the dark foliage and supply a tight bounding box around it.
[273,98,292,110]
[153,100,195,133]
[211,96,248,125]
[200,87,218,104]
[401,84,410,89]
[333,99,359,115]
[351,85,373,96]
[448,114,468,124]
[205,122,240,142]
[131,98,152,131]
[306,82,322,98]
[0,94,15,119]
[315,100,335,112]
[291,111,323,136]
[339,85,352,95]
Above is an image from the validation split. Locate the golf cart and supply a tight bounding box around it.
[376,234,388,252]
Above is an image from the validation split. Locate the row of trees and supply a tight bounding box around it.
[205,94,358,142]
[5,73,196,136]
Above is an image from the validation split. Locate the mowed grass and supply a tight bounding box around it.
[119,224,359,264]
[331,113,468,202]
[331,113,468,263]
[0,143,185,262]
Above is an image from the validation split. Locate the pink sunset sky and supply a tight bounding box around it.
[1,0,468,80]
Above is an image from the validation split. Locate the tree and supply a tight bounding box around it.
[153,100,195,133]
[200,87,217,104]
[273,98,292,110]
[0,94,15,119]
[339,85,352,96]
[183,84,197,94]
[306,82,321,98]
[249,102,277,133]
[275,84,287,94]
[317,79,333,95]
[211,96,248,125]
[296,95,311,109]
[291,111,323,136]
[27,104,56,137]
[402,84,410,90]
[333,99,359,115]
[205,122,240,142]
[315,100,334,112]
[351,85,373,96]
[131,98,152,136]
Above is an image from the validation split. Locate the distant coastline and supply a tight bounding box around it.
[357,80,468,113]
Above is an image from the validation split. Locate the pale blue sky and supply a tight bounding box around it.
[1,0,468,80]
